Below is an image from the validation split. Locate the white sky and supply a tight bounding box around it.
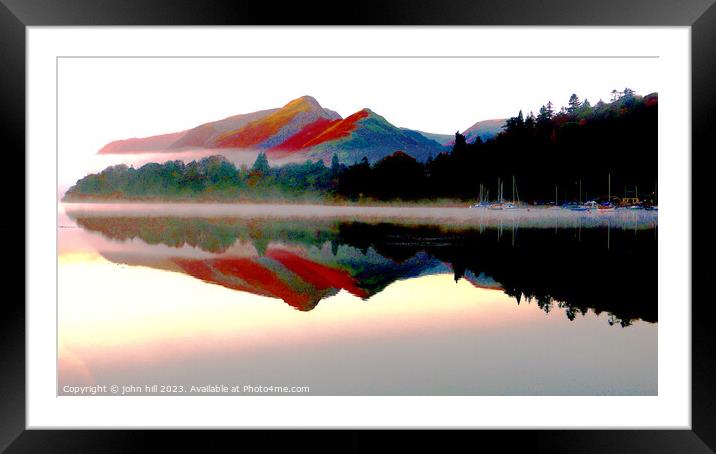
[58,57,658,186]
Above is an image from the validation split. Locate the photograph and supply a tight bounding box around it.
[6,2,709,445]
[57,56,658,396]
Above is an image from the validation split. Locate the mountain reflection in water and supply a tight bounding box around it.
[67,213,656,326]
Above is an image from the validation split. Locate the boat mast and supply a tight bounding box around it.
[512,176,515,203]
[555,185,558,206]
[608,173,611,202]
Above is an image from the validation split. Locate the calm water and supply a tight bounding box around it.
[58,203,657,395]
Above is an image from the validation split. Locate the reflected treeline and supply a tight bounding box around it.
[73,216,339,254]
[337,223,656,325]
[68,213,656,324]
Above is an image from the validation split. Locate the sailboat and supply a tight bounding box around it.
[566,179,586,211]
[488,178,504,210]
[471,183,491,208]
[598,174,616,212]
[568,204,590,211]
[565,178,591,211]
[503,176,521,210]
[550,185,561,209]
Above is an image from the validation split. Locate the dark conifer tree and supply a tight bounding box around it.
[567,94,581,113]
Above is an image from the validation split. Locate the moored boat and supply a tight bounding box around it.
[597,202,615,212]
[583,200,598,210]
[569,205,591,212]
[565,200,596,212]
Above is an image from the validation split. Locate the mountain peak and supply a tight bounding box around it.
[284,95,322,111]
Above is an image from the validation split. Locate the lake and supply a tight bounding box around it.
[58,203,657,395]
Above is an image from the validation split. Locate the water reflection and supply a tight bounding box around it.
[58,205,657,395]
[66,212,656,325]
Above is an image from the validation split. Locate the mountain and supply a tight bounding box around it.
[462,118,505,144]
[98,131,187,154]
[97,96,446,163]
[211,96,342,149]
[167,108,279,150]
[403,129,454,147]
[300,109,447,163]
[435,118,505,147]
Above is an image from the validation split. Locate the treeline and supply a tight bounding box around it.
[64,153,338,201]
[338,89,658,203]
[65,89,657,203]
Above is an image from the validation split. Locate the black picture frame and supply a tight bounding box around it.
[3,0,713,451]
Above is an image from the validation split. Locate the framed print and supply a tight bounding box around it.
[5,0,715,451]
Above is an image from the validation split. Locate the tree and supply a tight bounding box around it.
[525,111,536,129]
[251,152,270,174]
[453,131,466,150]
[567,93,581,113]
[451,131,468,158]
[537,104,553,125]
[371,151,427,200]
[621,88,636,107]
[546,101,554,117]
[504,110,525,132]
[330,153,341,174]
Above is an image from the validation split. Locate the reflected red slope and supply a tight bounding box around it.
[172,247,368,311]
[265,249,369,299]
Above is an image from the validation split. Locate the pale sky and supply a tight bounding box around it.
[58,57,658,187]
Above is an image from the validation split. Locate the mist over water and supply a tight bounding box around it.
[62,202,657,229]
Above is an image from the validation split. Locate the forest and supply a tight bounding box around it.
[64,89,657,204]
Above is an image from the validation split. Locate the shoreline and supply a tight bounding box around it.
[60,197,473,208]
[61,201,658,229]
